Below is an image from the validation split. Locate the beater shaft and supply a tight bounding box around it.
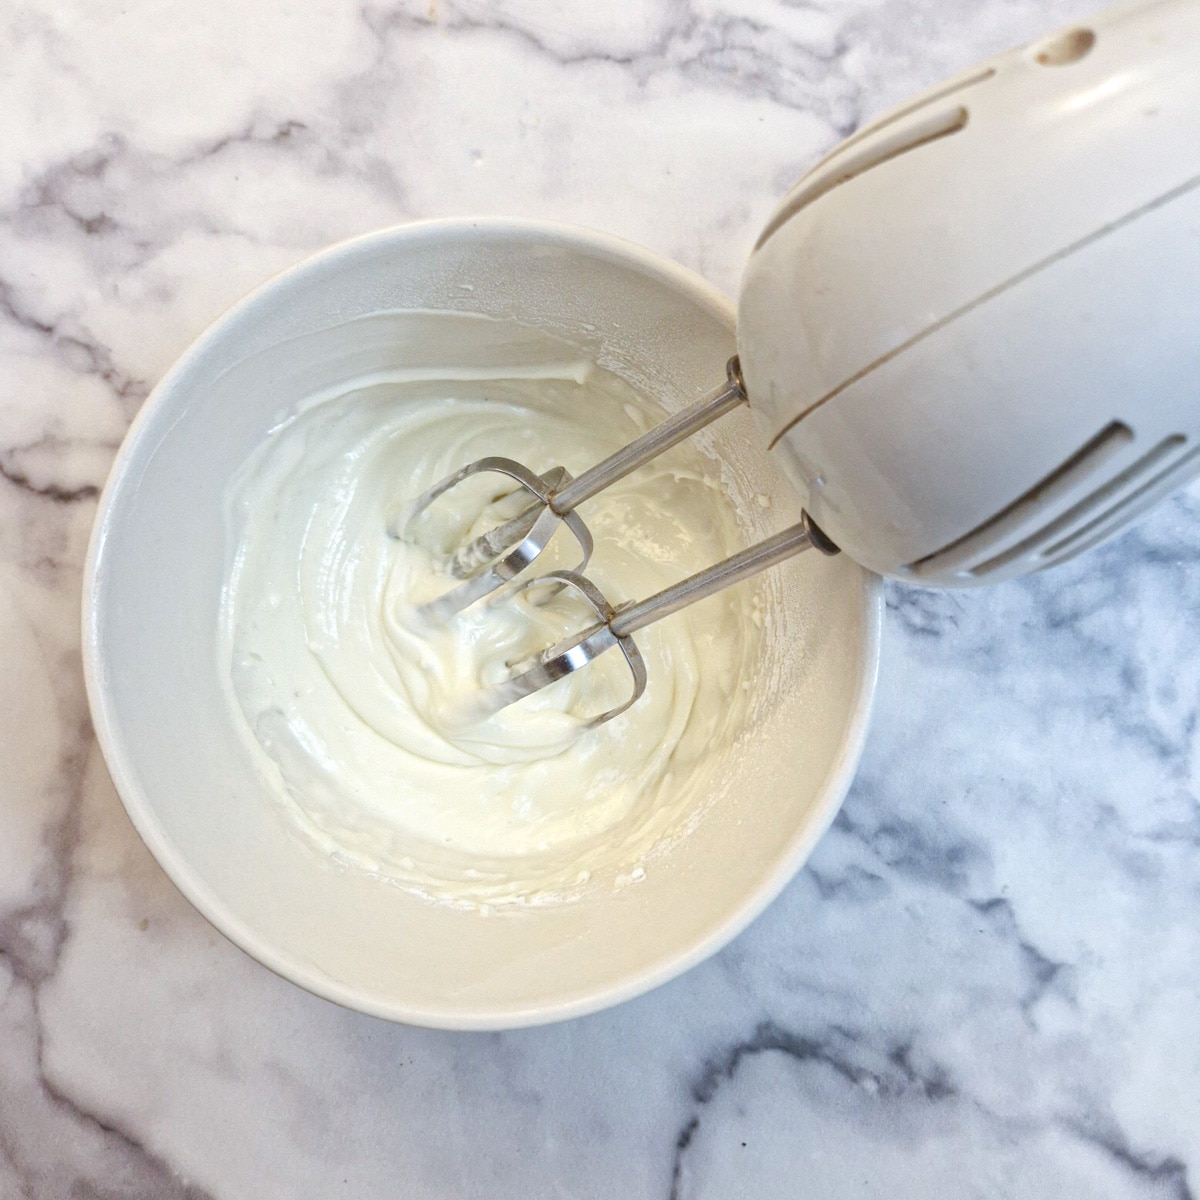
[610,519,818,637]
[550,359,746,513]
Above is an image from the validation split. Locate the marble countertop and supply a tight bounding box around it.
[3,0,1198,1195]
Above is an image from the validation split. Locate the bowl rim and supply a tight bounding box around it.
[82,216,883,1030]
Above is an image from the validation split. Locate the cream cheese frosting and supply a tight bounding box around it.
[220,325,763,908]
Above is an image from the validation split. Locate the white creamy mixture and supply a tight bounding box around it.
[221,340,762,907]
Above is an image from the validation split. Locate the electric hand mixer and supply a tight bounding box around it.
[401,0,1200,726]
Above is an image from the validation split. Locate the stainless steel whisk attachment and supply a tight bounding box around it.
[396,357,840,726]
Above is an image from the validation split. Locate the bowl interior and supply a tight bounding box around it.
[85,221,880,1028]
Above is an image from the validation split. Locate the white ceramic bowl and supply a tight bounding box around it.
[83,220,881,1029]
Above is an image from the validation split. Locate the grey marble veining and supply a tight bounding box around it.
[2,1,1197,1197]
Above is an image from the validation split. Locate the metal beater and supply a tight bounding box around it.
[397,357,839,726]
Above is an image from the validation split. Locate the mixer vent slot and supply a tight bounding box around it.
[960,433,1197,577]
[1035,439,1200,567]
[909,421,1133,577]
[962,433,1193,575]
[754,105,970,251]
[816,68,994,166]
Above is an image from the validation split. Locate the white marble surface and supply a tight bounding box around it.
[2,0,1198,1195]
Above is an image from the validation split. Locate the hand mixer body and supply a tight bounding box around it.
[739,0,1200,585]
